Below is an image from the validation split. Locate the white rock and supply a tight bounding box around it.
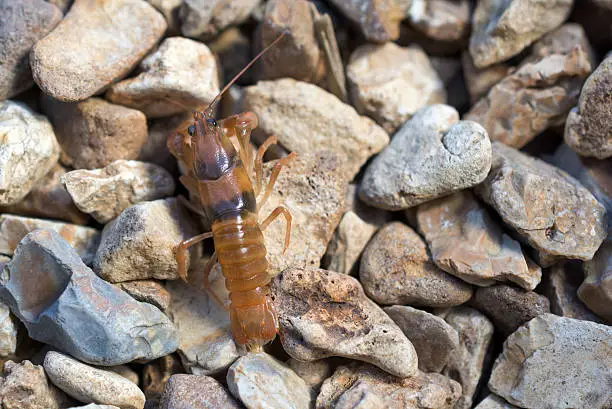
[0,301,18,358]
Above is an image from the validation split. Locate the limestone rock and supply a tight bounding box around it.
[179,0,260,40]
[117,280,171,314]
[159,374,244,409]
[473,395,519,409]
[578,232,612,322]
[0,360,70,409]
[326,0,404,43]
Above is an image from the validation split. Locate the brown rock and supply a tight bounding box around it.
[159,374,243,409]
[179,0,260,40]
[326,0,404,43]
[117,280,171,314]
[407,0,470,43]
[529,24,596,67]
[461,52,511,104]
[578,232,612,322]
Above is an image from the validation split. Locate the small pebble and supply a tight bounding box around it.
[159,374,243,409]
[407,0,470,45]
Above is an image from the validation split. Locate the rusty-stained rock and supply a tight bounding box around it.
[41,97,148,170]
[316,363,462,409]
[465,47,591,148]
[62,160,175,224]
[417,190,541,290]
[461,52,511,104]
[578,232,612,322]
[360,222,473,307]
[30,0,166,102]
[326,0,404,43]
[346,43,446,133]
[179,0,260,40]
[469,0,573,68]
[272,267,418,378]
[474,142,608,266]
[117,280,171,314]
[473,395,519,409]
[407,0,470,44]
[286,358,331,391]
[159,374,244,409]
[106,37,219,118]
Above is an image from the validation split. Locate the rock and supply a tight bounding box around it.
[286,358,331,390]
[346,43,446,133]
[469,0,573,68]
[147,0,182,35]
[0,101,60,205]
[159,374,244,409]
[440,307,494,409]
[0,301,17,358]
[0,214,100,265]
[359,104,491,210]
[30,0,166,101]
[384,305,459,373]
[579,232,612,322]
[141,355,183,404]
[471,285,550,336]
[465,47,592,148]
[139,114,186,173]
[529,23,596,66]
[62,160,175,224]
[416,190,541,290]
[272,267,418,378]
[179,0,260,40]
[0,229,178,365]
[488,314,612,409]
[209,27,253,85]
[117,280,171,314]
[106,365,139,385]
[565,54,612,159]
[461,52,511,104]
[44,351,145,409]
[316,363,462,409]
[94,198,200,283]
[473,394,519,409]
[407,0,470,44]
[326,0,404,43]
[107,38,219,118]
[41,97,148,170]
[226,352,312,409]
[68,405,120,409]
[474,142,608,266]
[0,0,62,99]
[243,79,389,180]
[360,222,473,307]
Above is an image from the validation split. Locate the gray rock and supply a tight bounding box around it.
[159,374,244,409]
[286,358,331,391]
[473,394,518,409]
[0,301,17,358]
[359,104,491,210]
[325,0,403,43]
[579,231,612,322]
[489,314,612,409]
[0,229,178,365]
[117,280,171,314]
[179,0,260,40]
[407,0,470,45]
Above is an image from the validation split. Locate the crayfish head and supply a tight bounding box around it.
[189,111,238,180]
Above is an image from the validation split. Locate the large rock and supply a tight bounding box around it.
[326,0,404,43]
[474,142,608,266]
[179,0,260,40]
[359,104,491,210]
[272,267,418,378]
[578,232,612,322]
[0,229,178,365]
[30,0,166,101]
[0,101,60,205]
[0,301,17,358]
[159,374,244,409]
[489,314,612,409]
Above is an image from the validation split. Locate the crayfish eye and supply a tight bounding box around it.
[206,118,217,129]
[187,125,196,136]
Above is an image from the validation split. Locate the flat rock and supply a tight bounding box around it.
[326,0,404,43]
[469,0,573,68]
[417,190,541,290]
[286,358,331,391]
[474,142,608,266]
[44,351,145,409]
[243,79,389,180]
[359,104,491,210]
[0,0,62,99]
[272,267,418,378]
[106,37,219,118]
[316,363,462,409]
[30,0,166,101]
[41,97,148,170]
[0,101,60,205]
[461,52,511,104]
[346,42,446,133]
[473,394,519,409]
[0,229,178,365]
[179,0,260,40]
[578,231,612,322]
[471,284,550,336]
[384,305,459,373]
[360,222,473,307]
[62,160,175,223]
[488,314,612,409]
[159,374,244,409]
[407,0,470,44]
[0,301,17,358]
[117,280,171,314]
[94,198,200,283]
[227,352,312,409]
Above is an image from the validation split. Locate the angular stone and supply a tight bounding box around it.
[159,374,243,409]
[0,229,178,365]
[226,352,311,409]
[469,0,573,68]
[272,267,418,378]
[243,79,389,180]
[359,104,491,210]
[30,0,166,101]
[286,358,331,391]
[417,190,541,290]
[0,101,60,205]
[473,394,519,409]
[44,351,145,409]
[0,301,17,358]
[117,280,171,314]
[347,43,446,133]
[384,305,459,373]
[489,314,612,409]
[474,142,608,266]
[94,198,200,283]
[326,0,404,43]
[0,0,62,99]
[316,363,462,409]
[461,52,510,104]
[579,232,612,322]
[107,38,219,118]
[360,222,473,307]
[179,0,260,40]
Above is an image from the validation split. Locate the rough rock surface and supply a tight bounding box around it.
[0,229,178,365]
[578,232,612,322]
[474,142,608,266]
[0,101,60,205]
[117,280,171,314]
[179,0,260,40]
[30,0,166,101]
[0,360,70,409]
[326,0,404,43]
[106,37,219,118]
[407,0,470,44]
[359,104,491,210]
[473,395,519,409]
[272,267,418,378]
[360,222,473,307]
[0,301,17,358]
[489,314,612,409]
[159,374,244,409]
